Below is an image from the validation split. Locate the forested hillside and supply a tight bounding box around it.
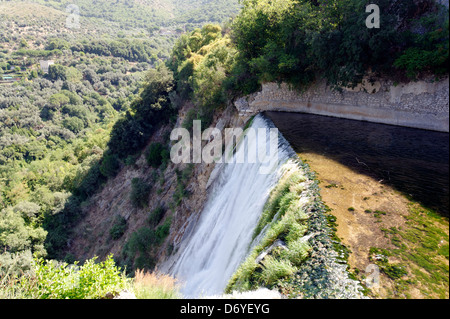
[0,0,240,290]
[0,0,448,299]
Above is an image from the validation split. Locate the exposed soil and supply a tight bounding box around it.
[299,152,449,299]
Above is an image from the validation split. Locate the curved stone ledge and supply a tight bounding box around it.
[235,77,449,132]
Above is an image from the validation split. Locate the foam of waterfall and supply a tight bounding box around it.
[167,114,295,298]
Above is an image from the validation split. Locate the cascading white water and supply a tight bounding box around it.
[168,115,294,298]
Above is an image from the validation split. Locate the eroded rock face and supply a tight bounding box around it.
[67,103,243,267]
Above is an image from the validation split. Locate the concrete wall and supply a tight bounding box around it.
[235,77,449,132]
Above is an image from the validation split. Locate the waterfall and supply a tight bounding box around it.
[167,114,295,298]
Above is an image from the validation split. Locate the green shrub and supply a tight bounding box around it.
[394,47,449,79]
[100,153,121,178]
[147,206,166,227]
[5,255,128,299]
[155,218,171,244]
[109,216,127,240]
[229,0,448,92]
[124,155,138,166]
[122,227,156,270]
[107,65,175,159]
[182,108,200,131]
[145,143,169,168]
[130,178,151,208]
[171,165,194,208]
[382,264,408,280]
[62,117,85,134]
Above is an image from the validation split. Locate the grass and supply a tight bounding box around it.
[252,166,307,241]
[284,238,311,267]
[372,210,387,223]
[133,269,180,299]
[367,202,449,298]
[226,162,313,294]
[259,256,298,286]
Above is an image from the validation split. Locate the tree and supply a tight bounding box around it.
[145,143,168,168]
[48,64,67,81]
[130,178,152,208]
[0,207,47,256]
[108,65,175,158]
[19,39,29,48]
[48,93,70,109]
[100,153,121,178]
[46,38,70,51]
[48,65,82,82]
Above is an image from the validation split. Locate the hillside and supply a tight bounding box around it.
[0,0,239,285]
[0,0,448,301]
[9,0,241,30]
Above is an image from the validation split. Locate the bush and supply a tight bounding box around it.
[171,165,194,208]
[229,0,449,92]
[124,155,138,166]
[130,178,151,208]
[109,215,127,240]
[121,217,171,272]
[73,162,106,200]
[62,117,85,134]
[100,153,121,178]
[122,227,157,270]
[147,206,166,227]
[145,143,169,168]
[155,218,171,244]
[2,255,127,299]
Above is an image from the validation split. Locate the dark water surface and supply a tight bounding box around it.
[266,111,449,217]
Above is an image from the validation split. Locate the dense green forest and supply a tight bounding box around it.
[25,0,241,31]
[0,0,448,299]
[226,0,449,95]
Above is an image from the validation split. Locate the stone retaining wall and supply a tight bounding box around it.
[235,77,449,132]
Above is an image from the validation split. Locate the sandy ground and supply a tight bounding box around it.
[298,152,428,298]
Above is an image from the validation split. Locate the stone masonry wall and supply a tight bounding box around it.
[235,77,449,132]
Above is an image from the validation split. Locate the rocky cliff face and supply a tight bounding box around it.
[235,77,449,132]
[67,102,246,266]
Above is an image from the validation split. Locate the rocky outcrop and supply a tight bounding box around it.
[66,102,244,266]
[235,77,449,132]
